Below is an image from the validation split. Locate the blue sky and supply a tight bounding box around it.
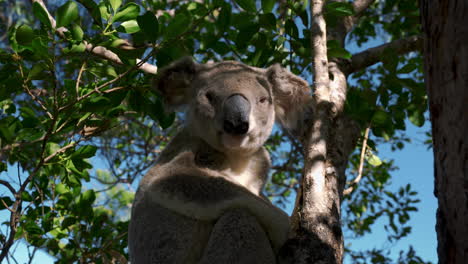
[345,121,437,263]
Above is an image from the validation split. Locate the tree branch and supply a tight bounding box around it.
[353,0,376,16]
[0,180,16,195]
[343,125,370,195]
[31,0,158,75]
[345,35,423,74]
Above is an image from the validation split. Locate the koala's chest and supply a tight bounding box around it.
[219,161,260,195]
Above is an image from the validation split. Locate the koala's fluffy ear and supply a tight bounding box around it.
[153,57,199,109]
[267,64,312,134]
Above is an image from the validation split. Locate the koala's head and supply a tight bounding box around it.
[154,57,310,156]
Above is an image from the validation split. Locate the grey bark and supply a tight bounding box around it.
[278,1,360,263]
[420,1,468,263]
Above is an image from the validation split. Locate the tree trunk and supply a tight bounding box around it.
[420,1,468,263]
[278,1,360,263]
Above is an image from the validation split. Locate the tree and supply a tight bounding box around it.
[420,1,468,263]
[0,0,431,263]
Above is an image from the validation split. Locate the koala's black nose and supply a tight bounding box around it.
[223,94,250,135]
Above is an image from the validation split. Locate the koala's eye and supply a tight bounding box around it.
[259,97,268,104]
[206,92,214,104]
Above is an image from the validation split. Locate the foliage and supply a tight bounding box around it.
[0,0,430,263]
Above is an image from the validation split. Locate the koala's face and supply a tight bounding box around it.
[155,58,311,156]
[187,68,275,155]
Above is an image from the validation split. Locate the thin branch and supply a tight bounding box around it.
[0,180,16,195]
[310,0,331,103]
[31,0,158,75]
[0,199,14,213]
[343,125,370,195]
[291,0,331,231]
[345,35,423,74]
[17,64,53,119]
[75,61,86,97]
[352,0,376,16]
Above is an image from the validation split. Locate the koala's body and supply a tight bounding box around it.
[128,58,311,264]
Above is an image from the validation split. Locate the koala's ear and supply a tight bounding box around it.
[153,57,199,109]
[267,64,312,134]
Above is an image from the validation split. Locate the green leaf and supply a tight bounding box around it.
[407,104,425,127]
[113,3,140,23]
[21,192,33,202]
[81,189,96,205]
[327,40,352,59]
[367,152,383,167]
[165,13,191,39]
[397,63,417,74]
[235,0,257,13]
[137,11,159,42]
[72,145,97,159]
[159,112,176,129]
[76,0,102,26]
[326,2,354,16]
[372,110,390,126]
[216,4,231,32]
[55,183,69,195]
[61,216,76,229]
[98,2,110,21]
[259,13,276,30]
[32,2,52,28]
[64,42,86,53]
[56,1,79,28]
[285,19,298,39]
[46,142,60,156]
[81,96,111,111]
[117,20,140,34]
[70,24,84,41]
[28,61,48,80]
[72,158,92,172]
[261,0,275,13]
[24,222,42,235]
[16,25,34,46]
[31,37,49,58]
[109,0,122,12]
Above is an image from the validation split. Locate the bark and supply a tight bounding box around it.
[278,1,360,263]
[345,35,423,75]
[420,1,468,263]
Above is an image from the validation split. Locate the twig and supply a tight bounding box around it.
[17,64,53,119]
[352,0,376,16]
[0,180,16,195]
[345,35,423,74]
[0,199,14,213]
[76,61,87,97]
[343,125,371,195]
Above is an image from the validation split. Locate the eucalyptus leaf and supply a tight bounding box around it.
[117,20,141,34]
[137,11,159,42]
[113,3,140,23]
[56,1,79,28]
[16,25,34,45]
[32,2,52,28]
[109,0,122,12]
[165,13,191,39]
[235,0,256,12]
[261,0,275,13]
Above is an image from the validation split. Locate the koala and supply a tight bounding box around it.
[128,57,311,264]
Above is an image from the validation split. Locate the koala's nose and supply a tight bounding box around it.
[223,94,250,135]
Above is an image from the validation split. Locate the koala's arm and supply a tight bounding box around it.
[199,209,276,264]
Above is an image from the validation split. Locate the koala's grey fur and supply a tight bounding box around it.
[128,57,312,264]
